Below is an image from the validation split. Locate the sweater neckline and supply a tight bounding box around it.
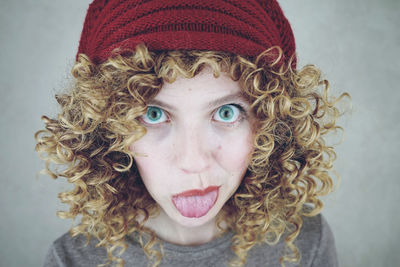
[128,230,235,259]
[162,230,234,254]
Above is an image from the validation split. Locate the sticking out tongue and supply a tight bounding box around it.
[172,189,218,218]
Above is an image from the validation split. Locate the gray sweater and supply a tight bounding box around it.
[43,214,338,267]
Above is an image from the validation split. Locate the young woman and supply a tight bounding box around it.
[36,0,347,266]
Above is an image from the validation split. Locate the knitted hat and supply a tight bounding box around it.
[77,0,296,68]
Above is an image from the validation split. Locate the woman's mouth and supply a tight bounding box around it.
[172,186,220,218]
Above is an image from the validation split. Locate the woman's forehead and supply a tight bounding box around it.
[149,68,247,110]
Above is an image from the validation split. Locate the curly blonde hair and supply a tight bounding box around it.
[35,43,348,266]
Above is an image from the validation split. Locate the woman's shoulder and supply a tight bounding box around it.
[297,213,338,266]
[247,212,338,267]
[43,231,150,267]
[43,232,107,267]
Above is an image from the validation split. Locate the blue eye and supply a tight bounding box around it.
[141,106,168,124]
[213,104,242,123]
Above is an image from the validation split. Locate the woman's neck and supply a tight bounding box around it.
[143,209,227,246]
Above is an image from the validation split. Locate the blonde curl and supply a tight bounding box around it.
[35,43,349,266]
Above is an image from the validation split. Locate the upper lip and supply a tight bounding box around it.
[173,186,220,197]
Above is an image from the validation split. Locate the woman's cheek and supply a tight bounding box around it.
[132,148,171,200]
[132,142,165,176]
[214,129,254,172]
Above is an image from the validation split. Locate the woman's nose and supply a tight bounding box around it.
[174,125,211,174]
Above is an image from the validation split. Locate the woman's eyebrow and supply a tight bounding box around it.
[147,92,249,111]
[147,99,176,111]
[206,92,249,109]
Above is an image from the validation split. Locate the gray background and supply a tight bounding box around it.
[0,0,399,266]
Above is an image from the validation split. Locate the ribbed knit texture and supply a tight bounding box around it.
[77,0,296,68]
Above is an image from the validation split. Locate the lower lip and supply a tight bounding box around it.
[172,186,219,218]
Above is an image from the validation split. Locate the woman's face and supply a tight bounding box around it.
[129,67,254,229]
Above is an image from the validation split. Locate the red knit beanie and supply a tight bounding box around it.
[77,0,296,68]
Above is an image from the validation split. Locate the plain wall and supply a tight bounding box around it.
[0,0,399,266]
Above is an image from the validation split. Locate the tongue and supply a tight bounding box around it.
[172,190,218,218]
